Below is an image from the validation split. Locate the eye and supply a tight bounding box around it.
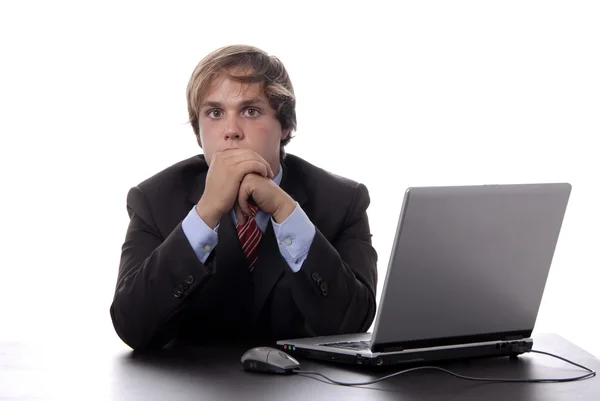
[243,108,261,117]
[207,109,222,118]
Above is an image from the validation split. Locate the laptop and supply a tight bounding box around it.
[277,183,572,366]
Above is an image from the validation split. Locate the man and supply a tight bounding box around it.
[110,45,378,350]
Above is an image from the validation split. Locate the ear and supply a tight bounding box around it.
[281,129,290,141]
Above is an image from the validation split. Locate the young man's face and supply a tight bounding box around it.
[197,74,289,175]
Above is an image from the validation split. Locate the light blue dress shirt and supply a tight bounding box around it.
[181,165,316,272]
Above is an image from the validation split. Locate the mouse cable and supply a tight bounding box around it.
[293,350,596,386]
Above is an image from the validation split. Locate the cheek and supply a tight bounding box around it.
[254,120,282,141]
[199,122,220,142]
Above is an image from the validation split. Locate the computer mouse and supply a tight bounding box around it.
[241,346,300,374]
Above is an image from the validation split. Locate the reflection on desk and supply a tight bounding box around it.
[1,333,598,401]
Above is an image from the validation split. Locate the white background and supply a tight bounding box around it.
[1,0,598,361]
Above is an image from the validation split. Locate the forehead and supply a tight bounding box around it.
[203,72,266,103]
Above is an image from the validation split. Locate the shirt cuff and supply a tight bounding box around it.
[272,203,316,272]
[181,206,219,264]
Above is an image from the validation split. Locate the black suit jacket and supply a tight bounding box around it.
[110,153,378,350]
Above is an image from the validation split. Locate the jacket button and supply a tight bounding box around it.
[311,272,320,282]
[175,284,184,294]
[186,275,195,285]
[320,282,328,293]
[173,291,182,298]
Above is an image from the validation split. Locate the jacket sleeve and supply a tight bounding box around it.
[110,186,212,350]
[289,183,378,335]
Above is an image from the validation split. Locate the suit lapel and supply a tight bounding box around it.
[215,211,249,274]
[205,211,254,333]
[280,156,308,208]
[251,219,285,320]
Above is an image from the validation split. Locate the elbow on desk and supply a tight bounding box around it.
[109,299,169,351]
[110,301,147,350]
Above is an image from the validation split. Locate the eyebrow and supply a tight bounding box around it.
[201,98,267,109]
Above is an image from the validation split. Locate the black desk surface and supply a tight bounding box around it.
[1,333,598,400]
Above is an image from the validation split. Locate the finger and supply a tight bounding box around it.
[224,150,274,179]
[234,203,246,226]
[221,149,262,164]
[237,181,252,217]
[235,160,269,180]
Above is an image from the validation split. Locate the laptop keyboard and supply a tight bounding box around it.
[320,340,371,351]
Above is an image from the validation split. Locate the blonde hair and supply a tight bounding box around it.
[186,45,297,154]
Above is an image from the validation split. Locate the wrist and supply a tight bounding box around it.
[272,195,297,223]
[195,199,222,229]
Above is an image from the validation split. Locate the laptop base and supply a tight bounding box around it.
[277,339,533,367]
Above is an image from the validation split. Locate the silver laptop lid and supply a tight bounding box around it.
[370,183,571,353]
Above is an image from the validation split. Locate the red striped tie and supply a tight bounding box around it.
[236,204,262,271]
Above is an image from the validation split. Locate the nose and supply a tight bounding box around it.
[224,115,244,141]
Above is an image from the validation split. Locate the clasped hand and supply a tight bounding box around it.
[195,149,296,228]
